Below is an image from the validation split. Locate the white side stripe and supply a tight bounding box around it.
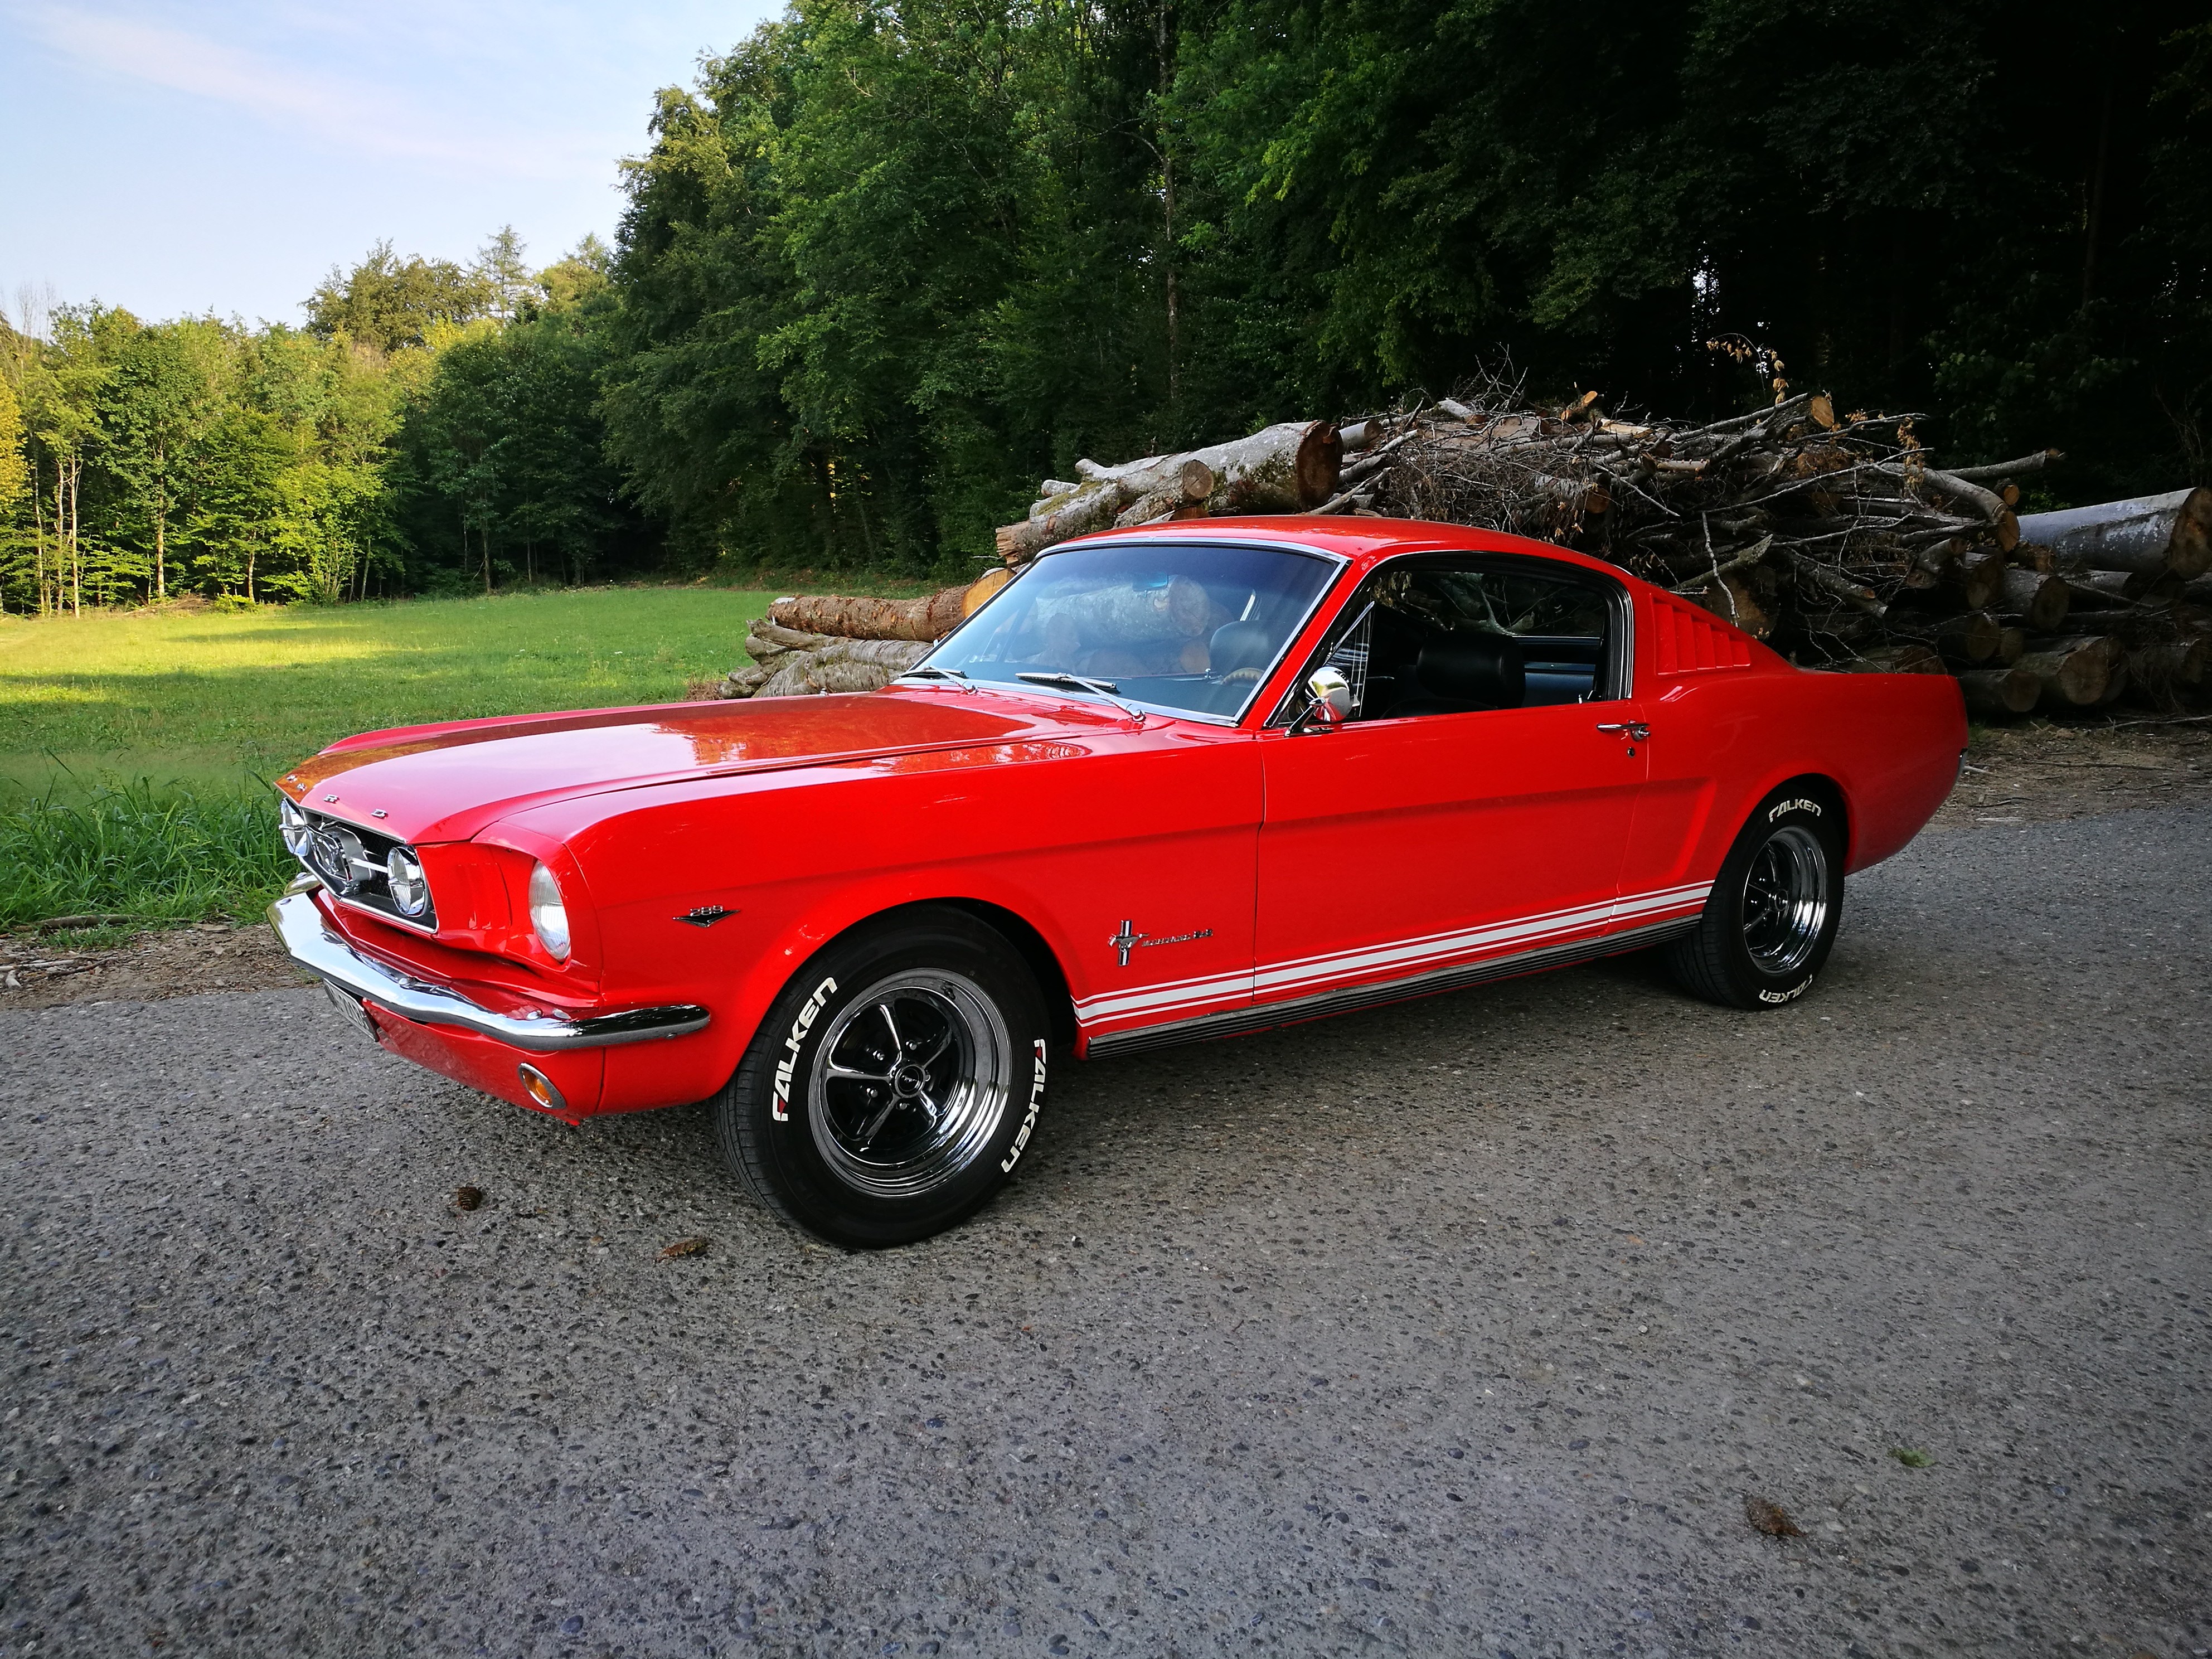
[1074,880,1713,1024]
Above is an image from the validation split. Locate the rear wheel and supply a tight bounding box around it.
[714,908,1051,1247]
[1664,790,1844,1010]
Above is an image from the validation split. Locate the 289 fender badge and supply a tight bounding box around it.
[1769,797,1822,821]
[1758,976,1815,1004]
[771,976,839,1120]
[1000,1039,1050,1173]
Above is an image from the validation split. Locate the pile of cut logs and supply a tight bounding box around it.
[714,390,2211,716]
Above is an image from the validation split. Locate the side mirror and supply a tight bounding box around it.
[1290,666,1354,734]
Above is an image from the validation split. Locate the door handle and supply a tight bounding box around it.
[1597,721,1651,740]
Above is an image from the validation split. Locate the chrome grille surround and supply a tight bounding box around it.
[282,801,438,932]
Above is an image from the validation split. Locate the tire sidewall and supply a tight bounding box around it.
[731,910,1050,1246]
[1709,790,1845,1007]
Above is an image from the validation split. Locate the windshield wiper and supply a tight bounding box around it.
[894,664,974,692]
[1016,671,1147,725]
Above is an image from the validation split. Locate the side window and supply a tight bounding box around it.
[1314,561,1619,722]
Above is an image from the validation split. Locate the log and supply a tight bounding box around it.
[752,638,933,698]
[963,566,1013,615]
[1944,448,2063,484]
[1951,549,2006,611]
[2127,638,2208,697]
[1958,666,2041,716]
[1001,421,1342,561]
[1996,625,2027,664]
[2014,486,2212,580]
[1888,610,2001,664]
[1995,566,2070,633]
[2014,635,2117,709]
[1114,459,1218,529]
[768,584,975,642]
[717,662,777,697]
[2067,567,2176,605]
[745,620,840,658]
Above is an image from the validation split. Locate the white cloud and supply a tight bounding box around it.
[17,3,615,179]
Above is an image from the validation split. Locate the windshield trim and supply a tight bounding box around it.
[916,535,1352,728]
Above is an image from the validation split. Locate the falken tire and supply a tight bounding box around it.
[713,907,1051,1248]
[1663,789,1845,1011]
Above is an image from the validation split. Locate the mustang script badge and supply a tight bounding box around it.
[1109,919,1215,968]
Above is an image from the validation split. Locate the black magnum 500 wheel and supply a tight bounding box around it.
[1665,788,1845,1010]
[714,907,1052,1247]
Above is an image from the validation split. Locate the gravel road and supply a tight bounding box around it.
[3,806,2207,1658]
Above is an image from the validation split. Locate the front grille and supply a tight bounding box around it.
[284,803,437,930]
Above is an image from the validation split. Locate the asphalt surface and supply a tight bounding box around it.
[3,804,2207,1658]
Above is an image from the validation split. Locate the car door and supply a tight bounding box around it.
[1253,554,1650,1011]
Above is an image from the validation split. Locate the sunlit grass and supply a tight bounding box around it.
[0,586,776,799]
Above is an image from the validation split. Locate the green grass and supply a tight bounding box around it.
[0,585,780,799]
[0,584,830,926]
[0,780,295,929]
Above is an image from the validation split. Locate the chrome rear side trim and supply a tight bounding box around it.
[268,890,709,1052]
[1082,914,1699,1059]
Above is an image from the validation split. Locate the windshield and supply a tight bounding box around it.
[918,540,1340,720]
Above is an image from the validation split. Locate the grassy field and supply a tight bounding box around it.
[0,585,804,927]
[0,586,784,798]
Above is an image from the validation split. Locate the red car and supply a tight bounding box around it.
[269,519,1964,1245]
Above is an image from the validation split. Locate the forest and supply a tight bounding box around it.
[3,0,2208,609]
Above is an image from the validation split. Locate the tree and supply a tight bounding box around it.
[103,319,228,600]
[474,225,534,322]
[305,242,491,351]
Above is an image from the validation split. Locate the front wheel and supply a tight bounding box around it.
[1664,790,1844,1010]
[714,908,1052,1247]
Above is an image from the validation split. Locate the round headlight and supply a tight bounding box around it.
[279,796,311,858]
[386,846,431,918]
[528,861,570,961]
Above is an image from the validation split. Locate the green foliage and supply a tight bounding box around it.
[304,240,492,351]
[0,779,293,927]
[4,2,2208,601]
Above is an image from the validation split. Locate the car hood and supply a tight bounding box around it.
[279,688,1131,845]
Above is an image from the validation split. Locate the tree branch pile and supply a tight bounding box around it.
[721,382,2211,716]
[1319,384,2209,715]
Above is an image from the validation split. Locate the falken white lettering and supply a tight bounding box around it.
[1769,797,1822,821]
[771,976,839,1121]
[1000,1039,1049,1172]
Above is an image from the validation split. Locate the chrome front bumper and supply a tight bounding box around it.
[266,887,710,1051]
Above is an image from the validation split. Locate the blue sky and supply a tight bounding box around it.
[1,0,779,331]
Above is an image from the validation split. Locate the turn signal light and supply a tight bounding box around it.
[517,1064,566,1113]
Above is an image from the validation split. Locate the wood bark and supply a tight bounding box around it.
[2014,486,2212,580]
[752,638,933,699]
[1887,609,2001,664]
[2014,635,2117,708]
[1995,566,2070,633]
[768,583,976,641]
[2127,638,2207,694]
[999,421,1341,562]
[1958,666,2041,715]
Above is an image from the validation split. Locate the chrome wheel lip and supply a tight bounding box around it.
[808,971,1011,1201]
[1741,824,1830,976]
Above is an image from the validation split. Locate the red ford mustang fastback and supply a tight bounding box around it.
[270,519,1964,1245]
